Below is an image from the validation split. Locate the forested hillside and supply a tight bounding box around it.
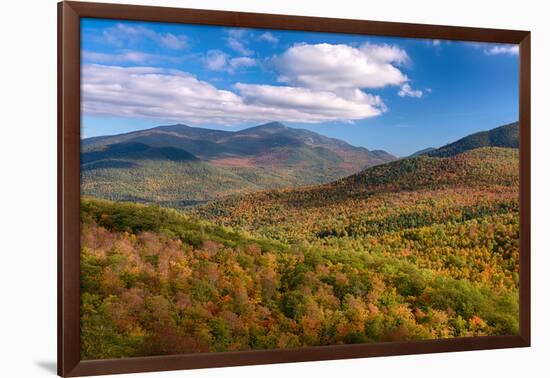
[80,149,520,360]
[197,147,519,243]
[424,122,519,157]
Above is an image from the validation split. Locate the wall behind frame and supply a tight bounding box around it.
[0,0,548,377]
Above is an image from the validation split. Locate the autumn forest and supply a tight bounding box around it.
[80,121,520,359]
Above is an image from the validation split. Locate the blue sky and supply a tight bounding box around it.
[81,18,519,156]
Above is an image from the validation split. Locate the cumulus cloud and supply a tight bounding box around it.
[82,64,386,125]
[258,32,279,44]
[82,41,424,126]
[235,84,385,120]
[100,23,189,50]
[272,42,409,90]
[398,83,423,98]
[360,42,409,65]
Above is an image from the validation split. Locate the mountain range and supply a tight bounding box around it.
[81,122,396,206]
[81,120,519,207]
[83,122,394,163]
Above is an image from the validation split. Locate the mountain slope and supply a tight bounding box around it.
[196,147,519,243]
[410,147,435,157]
[82,142,198,165]
[81,122,396,205]
[424,122,519,157]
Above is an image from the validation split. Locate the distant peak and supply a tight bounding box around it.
[237,122,289,135]
[155,123,193,130]
[257,122,287,129]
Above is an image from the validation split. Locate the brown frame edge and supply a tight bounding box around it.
[58,1,81,377]
[58,1,531,377]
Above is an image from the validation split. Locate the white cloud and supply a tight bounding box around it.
[226,29,248,38]
[225,28,253,56]
[205,50,229,71]
[465,42,519,56]
[82,64,386,125]
[83,50,150,64]
[258,32,278,44]
[99,24,148,47]
[82,41,424,126]
[157,33,189,50]
[235,84,385,120]
[360,42,409,65]
[99,23,189,50]
[272,42,409,90]
[82,50,183,64]
[485,44,519,56]
[226,38,253,56]
[229,57,257,70]
[205,51,256,73]
[398,83,423,98]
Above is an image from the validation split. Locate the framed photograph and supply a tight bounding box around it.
[58,1,530,376]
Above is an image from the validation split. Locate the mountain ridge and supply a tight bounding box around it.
[410,147,436,157]
[81,122,397,206]
[423,122,519,158]
[81,121,519,207]
[196,146,519,243]
[82,122,394,162]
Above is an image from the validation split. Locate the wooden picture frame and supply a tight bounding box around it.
[58,1,531,376]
